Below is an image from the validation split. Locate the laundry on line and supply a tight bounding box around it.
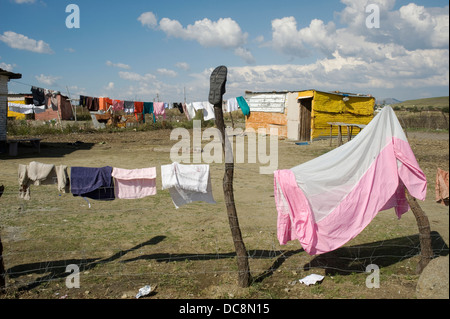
[17,161,216,209]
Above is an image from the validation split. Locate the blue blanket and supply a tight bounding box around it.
[70,166,115,200]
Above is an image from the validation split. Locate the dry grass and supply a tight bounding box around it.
[0,119,448,300]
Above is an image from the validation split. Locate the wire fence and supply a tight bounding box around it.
[1,169,448,298]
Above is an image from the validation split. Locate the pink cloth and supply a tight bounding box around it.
[153,102,166,119]
[274,137,427,255]
[112,167,157,199]
[112,100,124,112]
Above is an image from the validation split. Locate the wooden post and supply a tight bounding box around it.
[405,189,434,274]
[337,125,343,146]
[214,104,252,287]
[0,185,5,291]
[0,232,5,291]
[211,66,251,288]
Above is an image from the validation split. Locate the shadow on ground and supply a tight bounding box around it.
[4,232,448,292]
[0,141,95,159]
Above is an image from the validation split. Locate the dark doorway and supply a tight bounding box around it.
[299,98,312,141]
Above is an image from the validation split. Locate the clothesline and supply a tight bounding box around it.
[18,161,216,209]
[9,82,252,122]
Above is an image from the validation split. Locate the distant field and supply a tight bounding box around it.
[391,96,449,110]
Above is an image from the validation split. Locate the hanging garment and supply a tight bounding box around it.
[56,165,70,193]
[435,168,449,205]
[134,101,144,114]
[174,102,184,113]
[91,97,100,111]
[161,162,216,209]
[134,101,144,121]
[31,86,46,106]
[84,96,95,111]
[181,103,190,120]
[70,166,115,200]
[124,101,135,114]
[18,164,30,200]
[143,102,155,123]
[274,106,427,255]
[26,161,57,186]
[79,95,87,107]
[185,103,196,120]
[112,167,157,199]
[112,100,124,112]
[18,162,69,200]
[226,98,239,112]
[153,102,166,119]
[236,96,250,116]
[50,91,59,111]
[202,101,215,121]
[99,97,112,111]
[192,102,204,111]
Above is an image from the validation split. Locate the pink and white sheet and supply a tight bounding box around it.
[274,106,427,255]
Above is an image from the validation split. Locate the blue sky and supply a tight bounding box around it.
[0,0,448,103]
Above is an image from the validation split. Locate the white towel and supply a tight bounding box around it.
[226,98,239,112]
[192,102,204,111]
[202,101,215,121]
[161,162,215,209]
[185,103,197,120]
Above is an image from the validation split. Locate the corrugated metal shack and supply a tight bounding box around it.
[244,90,375,141]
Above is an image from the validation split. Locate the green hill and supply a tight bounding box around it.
[391,96,449,110]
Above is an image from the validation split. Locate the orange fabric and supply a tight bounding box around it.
[134,101,144,114]
[99,97,108,111]
[436,168,449,205]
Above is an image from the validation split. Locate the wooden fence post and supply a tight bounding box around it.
[0,233,5,291]
[405,189,434,274]
[0,185,5,291]
[210,66,251,288]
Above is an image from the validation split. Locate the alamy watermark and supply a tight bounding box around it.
[366,4,380,29]
[65,4,80,29]
[365,264,380,288]
[65,264,80,288]
[170,120,278,174]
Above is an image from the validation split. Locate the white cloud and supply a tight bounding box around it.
[138,11,158,29]
[234,47,255,64]
[105,82,115,90]
[106,60,131,69]
[270,17,337,58]
[159,17,248,49]
[270,2,449,60]
[0,57,16,71]
[155,16,255,63]
[175,62,190,71]
[118,71,156,82]
[157,68,177,77]
[0,31,53,54]
[35,74,60,86]
[13,0,36,3]
[65,48,75,53]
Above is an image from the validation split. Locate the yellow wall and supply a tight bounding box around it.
[7,98,27,120]
[310,91,374,139]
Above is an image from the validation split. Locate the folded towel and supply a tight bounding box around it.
[70,166,115,200]
[161,162,215,209]
[112,167,157,199]
[27,161,57,186]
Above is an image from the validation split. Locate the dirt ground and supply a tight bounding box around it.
[0,124,448,300]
